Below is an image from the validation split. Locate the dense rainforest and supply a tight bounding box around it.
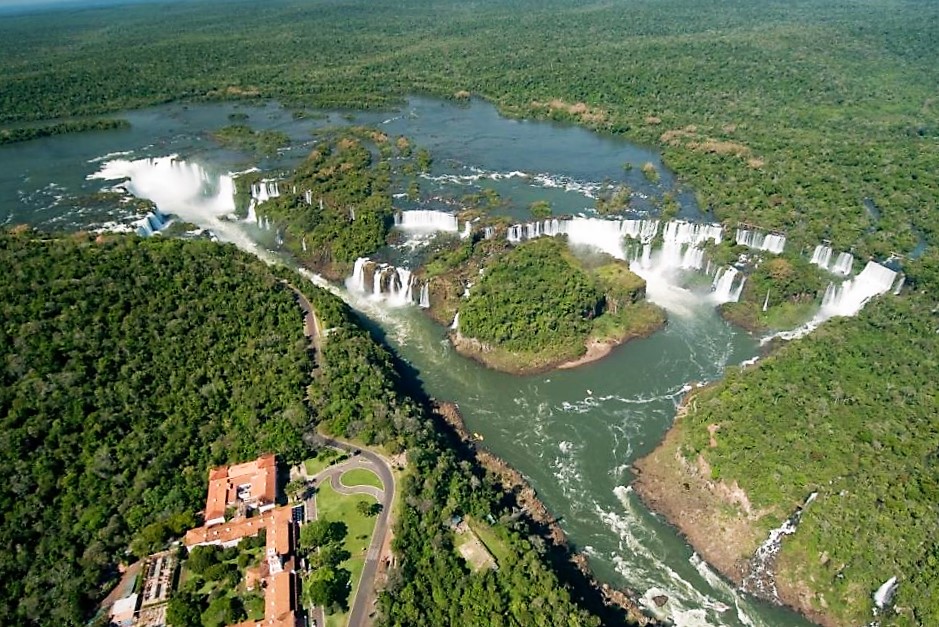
[0,230,613,626]
[0,0,937,260]
[640,269,939,625]
[0,232,313,625]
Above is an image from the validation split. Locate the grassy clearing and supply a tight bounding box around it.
[339,468,383,490]
[304,449,347,477]
[316,482,378,627]
[468,519,512,566]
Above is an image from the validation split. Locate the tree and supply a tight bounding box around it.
[304,566,352,611]
[166,591,203,627]
[300,519,348,550]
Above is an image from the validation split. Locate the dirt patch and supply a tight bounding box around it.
[632,402,767,582]
[530,98,609,125]
[455,527,497,571]
[645,115,662,125]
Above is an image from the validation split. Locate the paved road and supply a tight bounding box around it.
[287,283,396,627]
[314,437,396,627]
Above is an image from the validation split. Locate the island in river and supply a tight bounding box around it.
[432,236,665,374]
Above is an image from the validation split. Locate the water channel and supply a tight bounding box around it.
[0,97,812,627]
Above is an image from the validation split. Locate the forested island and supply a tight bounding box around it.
[1,0,938,625]
[450,237,665,374]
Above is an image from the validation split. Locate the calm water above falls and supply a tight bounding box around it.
[0,97,812,626]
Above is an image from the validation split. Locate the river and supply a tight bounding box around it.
[0,96,813,627]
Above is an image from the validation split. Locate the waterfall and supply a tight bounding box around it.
[711,267,746,303]
[419,282,430,308]
[134,208,169,237]
[742,492,817,601]
[483,226,495,240]
[832,252,854,276]
[394,210,459,232]
[89,155,238,231]
[736,228,786,254]
[346,257,418,307]
[451,311,460,330]
[275,230,284,247]
[504,217,714,262]
[351,257,368,292]
[811,245,854,276]
[250,180,281,203]
[460,221,472,239]
[301,238,307,253]
[763,290,770,312]
[874,576,898,609]
[810,245,833,269]
[245,201,258,224]
[304,190,313,206]
[821,261,897,317]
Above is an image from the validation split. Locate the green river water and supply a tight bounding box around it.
[0,97,812,627]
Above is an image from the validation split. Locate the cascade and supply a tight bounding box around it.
[346,257,417,307]
[245,202,258,224]
[742,492,817,601]
[350,207,356,221]
[762,290,770,312]
[811,245,854,276]
[251,180,281,203]
[304,190,313,205]
[810,245,833,269]
[419,281,431,308]
[90,155,237,224]
[821,261,897,317]
[874,576,899,609]
[301,238,307,253]
[832,252,854,276]
[450,311,459,330]
[619,219,660,243]
[351,257,368,292]
[275,230,284,247]
[892,274,905,295]
[711,267,746,303]
[483,226,495,239]
[460,221,472,239]
[394,210,459,232]
[736,228,786,254]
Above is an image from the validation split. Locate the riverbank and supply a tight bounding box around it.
[632,392,828,626]
[450,301,666,375]
[433,401,653,625]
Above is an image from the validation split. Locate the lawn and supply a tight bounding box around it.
[314,482,378,627]
[304,448,347,477]
[339,468,383,490]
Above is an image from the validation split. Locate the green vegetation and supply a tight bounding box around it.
[456,237,663,372]
[304,448,347,477]
[286,281,614,625]
[169,539,268,627]
[459,238,602,354]
[312,482,377,623]
[210,124,289,156]
[251,129,402,278]
[0,118,129,144]
[669,288,939,625]
[720,255,825,332]
[528,200,552,219]
[0,231,313,626]
[1,0,936,260]
[340,468,384,490]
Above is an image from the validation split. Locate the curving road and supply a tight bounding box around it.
[287,281,396,627]
[314,437,395,627]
